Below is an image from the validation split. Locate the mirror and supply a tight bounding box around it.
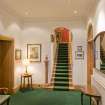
[94,31,105,74]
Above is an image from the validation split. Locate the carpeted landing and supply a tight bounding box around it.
[10,89,90,105]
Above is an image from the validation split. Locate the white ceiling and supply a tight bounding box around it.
[0,0,98,21]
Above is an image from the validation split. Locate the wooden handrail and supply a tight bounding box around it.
[50,36,58,85]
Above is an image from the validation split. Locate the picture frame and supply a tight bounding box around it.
[77,46,83,52]
[75,51,84,59]
[15,49,21,60]
[27,44,41,62]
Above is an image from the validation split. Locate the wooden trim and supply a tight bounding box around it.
[87,23,94,87]
[10,85,20,93]
[32,83,51,88]
[44,56,49,83]
[0,40,14,92]
[94,31,105,42]
[94,31,105,72]
[0,35,13,41]
[87,39,93,42]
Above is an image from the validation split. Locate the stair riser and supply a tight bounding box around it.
[55,71,69,73]
[58,55,68,57]
[57,58,68,60]
[54,88,69,91]
[56,64,68,66]
[58,49,68,52]
[54,83,69,86]
[58,50,68,52]
[55,74,69,77]
[59,45,68,47]
[56,69,68,71]
[53,73,72,77]
[56,67,68,69]
[58,52,68,54]
[57,60,68,63]
[54,78,69,81]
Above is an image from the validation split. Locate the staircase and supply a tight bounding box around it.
[52,43,72,91]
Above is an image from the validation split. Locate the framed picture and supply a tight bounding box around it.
[77,46,83,52]
[27,44,41,62]
[75,51,84,59]
[15,49,21,60]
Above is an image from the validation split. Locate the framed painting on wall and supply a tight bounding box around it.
[15,49,21,60]
[27,44,41,62]
[75,51,84,59]
[77,46,83,52]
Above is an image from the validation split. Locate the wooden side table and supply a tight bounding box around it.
[21,73,32,88]
[81,87,101,105]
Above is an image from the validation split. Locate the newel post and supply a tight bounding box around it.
[44,56,49,83]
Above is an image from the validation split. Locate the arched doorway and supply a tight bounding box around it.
[54,27,72,43]
[87,23,94,86]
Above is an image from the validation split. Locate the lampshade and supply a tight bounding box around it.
[22,59,30,66]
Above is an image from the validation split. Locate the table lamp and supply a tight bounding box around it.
[22,59,30,74]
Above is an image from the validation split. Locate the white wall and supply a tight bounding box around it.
[21,21,87,86]
[0,10,22,88]
[0,8,87,88]
[88,0,105,104]
[72,28,87,86]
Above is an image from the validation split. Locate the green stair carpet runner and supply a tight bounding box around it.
[54,43,70,91]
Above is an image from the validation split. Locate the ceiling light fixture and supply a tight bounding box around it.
[25,11,30,15]
[74,10,78,14]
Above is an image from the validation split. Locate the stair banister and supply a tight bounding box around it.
[50,34,58,86]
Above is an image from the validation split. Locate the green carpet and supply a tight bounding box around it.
[10,89,90,105]
[54,43,69,91]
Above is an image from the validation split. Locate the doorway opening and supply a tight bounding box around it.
[54,27,72,43]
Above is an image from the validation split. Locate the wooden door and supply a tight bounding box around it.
[0,36,14,91]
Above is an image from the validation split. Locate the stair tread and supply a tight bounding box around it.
[53,72,72,75]
[56,69,69,70]
[54,86,69,89]
[53,77,72,80]
[56,65,68,67]
[55,70,72,72]
[53,81,72,84]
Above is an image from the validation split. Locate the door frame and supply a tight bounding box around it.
[87,23,94,86]
[0,35,14,92]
